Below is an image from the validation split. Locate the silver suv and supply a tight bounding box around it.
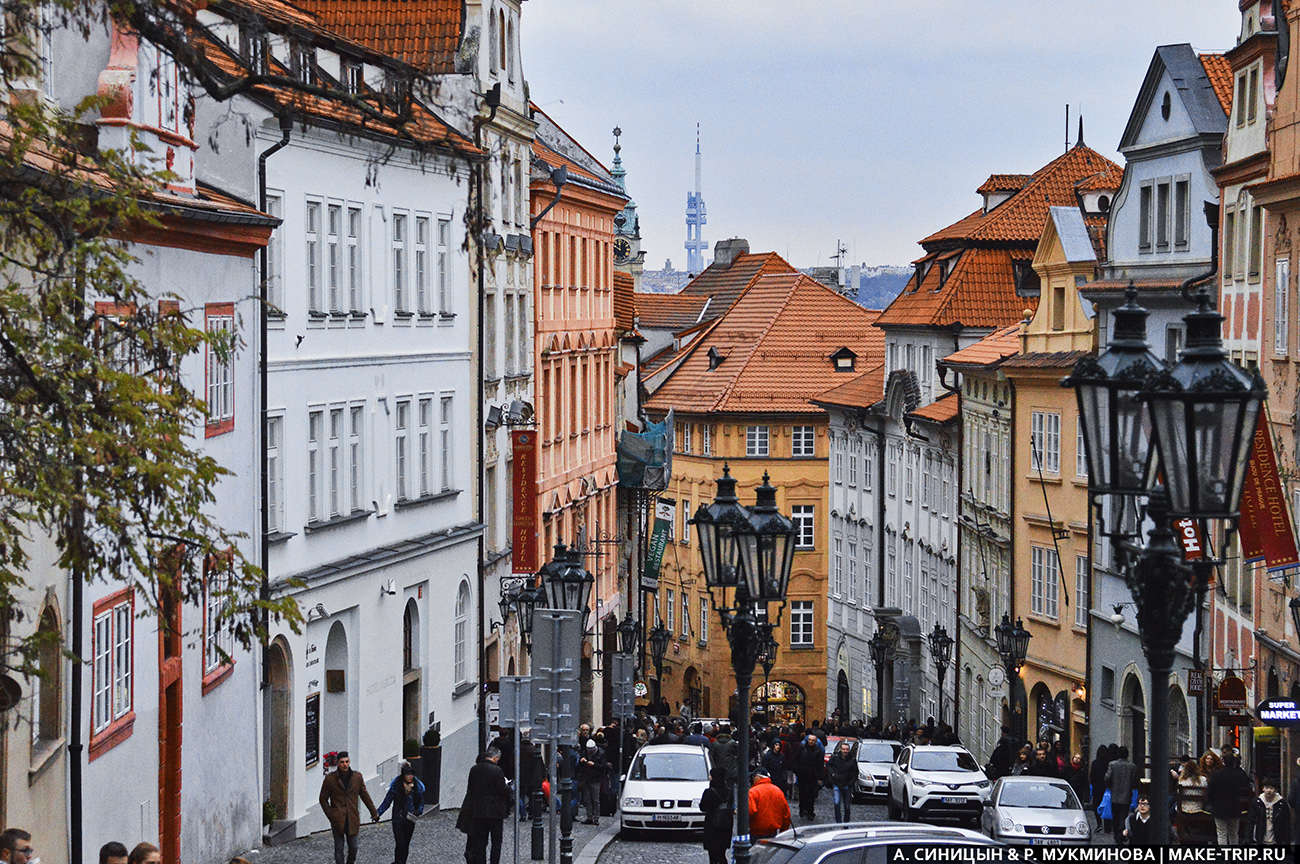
[750,823,997,863]
[887,744,990,825]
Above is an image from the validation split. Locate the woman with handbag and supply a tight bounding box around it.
[377,763,425,864]
[699,766,733,864]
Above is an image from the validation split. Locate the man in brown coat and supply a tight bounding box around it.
[319,752,379,864]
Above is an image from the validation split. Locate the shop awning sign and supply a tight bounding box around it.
[1258,698,1300,728]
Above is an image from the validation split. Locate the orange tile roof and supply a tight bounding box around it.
[940,322,1024,368]
[634,292,709,330]
[920,145,1121,246]
[907,392,959,425]
[291,0,461,74]
[811,363,886,410]
[1200,53,1234,116]
[614,271,636,333]
[678,251,798,318]
[874,247,1038,329]
[1000,350,1089,371]
[977,174,1033,194]
[1076,164,1124,192]
[646,273,886,416]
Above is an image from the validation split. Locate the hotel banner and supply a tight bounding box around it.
[642,497,674,592]
[1239,409,1300,572]
[511,430,539,574]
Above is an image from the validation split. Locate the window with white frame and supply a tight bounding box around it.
[702,425,712,456]
[203,557,233,674]
[440,395,453,491]
[746,425,769,456]
[848,541,858,603]
[395,400,410,500]
[682,423,692,454]
[504,294,515,373]
[91,592,133,734]
[793,505,815,549]
[666,588,675,632]
[887,444,897,496]
[266,416,283,533]
[205,307,234,433]
[864,448,873,492]
[438,218,452,314]
[393,213,408,313]
[1277,258,1291,355]
[307,409,323,522]
[681,499,691,543]
[346,206,362,312]
[903,551,914,602]
[681,593,690,637]
[1075,556,1089,629]
[1031,545,1060,619]
[921,453,932,508]
[1076,422,1088,478]
[700,597,708,643]
[1031,411,1061,475]
[792,425,815,457]
[327,407,342,517]
[454,581,470,684]
[265,193,283,311]
[415,215,431,314]
[348,405,364,512]
[418,397,433,496]
[1138,182,1152,251]
[790,601,813,646]
[848,448,858,487]
[326,203,341,310]
[835,451,844,483]
[887,542,898,604]
[941,459,952,516]
[833,537,844,596]
[306,200,322,312]
[904,448,915,501]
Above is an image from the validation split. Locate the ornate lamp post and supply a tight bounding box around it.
[758,626,777,724]
[927,623,954,726]
[994,614,1031,745]
[648,620,670,708]
[617,611,641,657]
[1066,282,1264,842]
[692,467,794,864]
[1290,597,1300,643]
[868,622,899,724]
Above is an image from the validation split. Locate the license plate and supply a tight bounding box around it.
[940,796,965,804]
[655,814,683,822]
[1031,839,1062,846]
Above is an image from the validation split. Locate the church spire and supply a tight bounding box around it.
[612,126,638,240]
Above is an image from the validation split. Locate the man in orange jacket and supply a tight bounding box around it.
[749,771,793,839]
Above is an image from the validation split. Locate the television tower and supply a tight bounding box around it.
[684,124,708,274]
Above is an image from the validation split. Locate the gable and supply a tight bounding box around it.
[1131,67,1201,149]
[1120,45,1228,152]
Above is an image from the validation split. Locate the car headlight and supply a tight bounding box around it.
[622,797,642,808]
[1073,821,1089,836]
[1014,824,1024,833]
[691,799,701,809]
[999,817,1014,832]
[975,780,990,788]
[913,778,932,787]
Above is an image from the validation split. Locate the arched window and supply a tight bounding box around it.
[33,604,61,746]
[488,8,498,71]
[455,581,471,684]
[498,10,506,73]
[507,17,515,81]
[403,600,419,672]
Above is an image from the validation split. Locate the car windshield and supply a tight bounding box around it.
[630,752,708,782]
[858,742,900,763]
[749,844,797,864]
[999,782,1079,809]
[911,751,980,772]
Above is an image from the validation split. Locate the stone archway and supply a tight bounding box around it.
[324,620,351,756]
[402,599,422,745]
[1168,683,1191,759]
[265,637,292,822]
[1120,671,1147,771]
[836,670,850,722]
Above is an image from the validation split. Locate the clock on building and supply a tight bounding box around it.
[614,237,632,264]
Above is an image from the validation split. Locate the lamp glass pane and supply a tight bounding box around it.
[1228,396,1262,514]
[1077,382,1110,486]
[1193,399,1236,514]
[1150,398,1191,514]
[1113,387,1151,491]
[696,516,718,584]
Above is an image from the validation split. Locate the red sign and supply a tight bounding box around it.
[512,431,539,573]
[1238,409,1300,572]
[1215,674,1248,713]
[1175,518,1204,561]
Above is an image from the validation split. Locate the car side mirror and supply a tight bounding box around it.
[620,775,626,784]
[982,799,994,808]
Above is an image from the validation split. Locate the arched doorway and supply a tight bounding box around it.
[1030,682,1054,744]
[1169,684,1190,759]
[265,637,292,821]
[753,680,806,725]
[1120,672,1146,771]
[836,670,850,722]
[324,621,350,755]
[402,600,422,744]
[682,667,702,718]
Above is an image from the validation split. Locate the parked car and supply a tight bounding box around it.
[619,743,712,835]
[854,739,901,801]
[750,822,998,863]
[887,744,990,825]
[980,777,1091,845]
[688,718,731,737]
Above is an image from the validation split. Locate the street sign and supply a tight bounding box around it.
[1258,698,1300,727]
[529,608,582,744]
[499,675,531,727]
[1188,669,1204,696]
[610,653,636,718]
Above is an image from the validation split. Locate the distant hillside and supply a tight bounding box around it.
[798,264,911,309]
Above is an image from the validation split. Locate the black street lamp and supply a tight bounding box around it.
[515,584,542,655]
[927,623,954,725]
[1290,596,1300,643]
[994,614,1031,744]
[617,611,641,657]
[648,620,670,707]
[758,625,777,723]
[869,621,899,724]
[692,468,794,864]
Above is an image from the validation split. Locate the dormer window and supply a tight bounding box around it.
[291,43,316,85]
[831,347,857,372]
[341,60,363,95]
[708,346,725,370]
[239,26,268,74]
[385,74,411,108]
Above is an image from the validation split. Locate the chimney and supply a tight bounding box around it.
[711,237,749,269]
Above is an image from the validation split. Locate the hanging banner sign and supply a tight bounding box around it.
[1174,518,1204,561]
[1215,674,1248,712]
[642,497,674,591]
[512,431,540,574]
[1258,698,1300,728]
[1238,409,1300,572]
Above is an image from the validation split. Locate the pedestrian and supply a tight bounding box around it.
[519,738,544,820]
[99,842,129,864]
[0,831,32,864]
[710,726,740,790]
[1174,757,1211,846]
[462,746,511,864]
[826,739,856,823]
[1207,752,1253,845]
[1122,794,1158,846]
[794,733,824,821]
[377,762,425,864]
[1288,758,1300,841]
[127,843,159,864]
[749,771,792,839]
[1011,745,1033,776]
[762,740,788,799]
[1028,746,1059,778]
[579,739,605,825]
[1053,741,1069,777]
[987,727,1015,779]
[1089,745,1112,830]
[319,751,379,864]
[1066,754,1089,811]
[1250,777,1292,845]
[699,766,732,864]
[1104,745,1137,844]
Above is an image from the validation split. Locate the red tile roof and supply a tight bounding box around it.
[678,251,797,318]
[1200,53,1234,116]
[646,273,886,416]
[811,363,886,410]
[1076,165,1124,192]
[291,0,462,74]
[1000,350,1089,371]
[614,271,636,333]
[634,292,709,330]
[977,174,1033,194]
[907,392,959,425]
[874,247,1038,329]
[940,322,1024,368]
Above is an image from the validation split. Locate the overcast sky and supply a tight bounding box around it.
[522,1,1242,270]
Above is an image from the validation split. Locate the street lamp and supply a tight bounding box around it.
[616,611,640,657]
[515,583,542,654]
[994,614,1030,744]
[648,620,670,708]
[927,623,954,725]
[1290,596,1300,642]
[692,468,794,864]
[758,625,777,723]
[869,622,899,724]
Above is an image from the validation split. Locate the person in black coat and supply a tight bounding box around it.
[1249,778,1293,845]
[1089,745,1112,830]
[793,734,825,821]
[699,767,733,864]
[762,741,789,799]
[463,748,511,864]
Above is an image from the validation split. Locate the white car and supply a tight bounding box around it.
[981,777,1091,845]
[887,745,991,825]
[854,739,901,801]
[619,743,712,834]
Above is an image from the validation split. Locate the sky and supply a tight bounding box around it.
[522,0,1242,270]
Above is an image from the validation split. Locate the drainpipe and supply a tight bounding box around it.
[865,408,887,605]
[258,111,292,692]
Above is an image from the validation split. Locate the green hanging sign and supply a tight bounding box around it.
[643,497,675,591]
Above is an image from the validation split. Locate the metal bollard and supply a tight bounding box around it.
[530,788,545,861]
